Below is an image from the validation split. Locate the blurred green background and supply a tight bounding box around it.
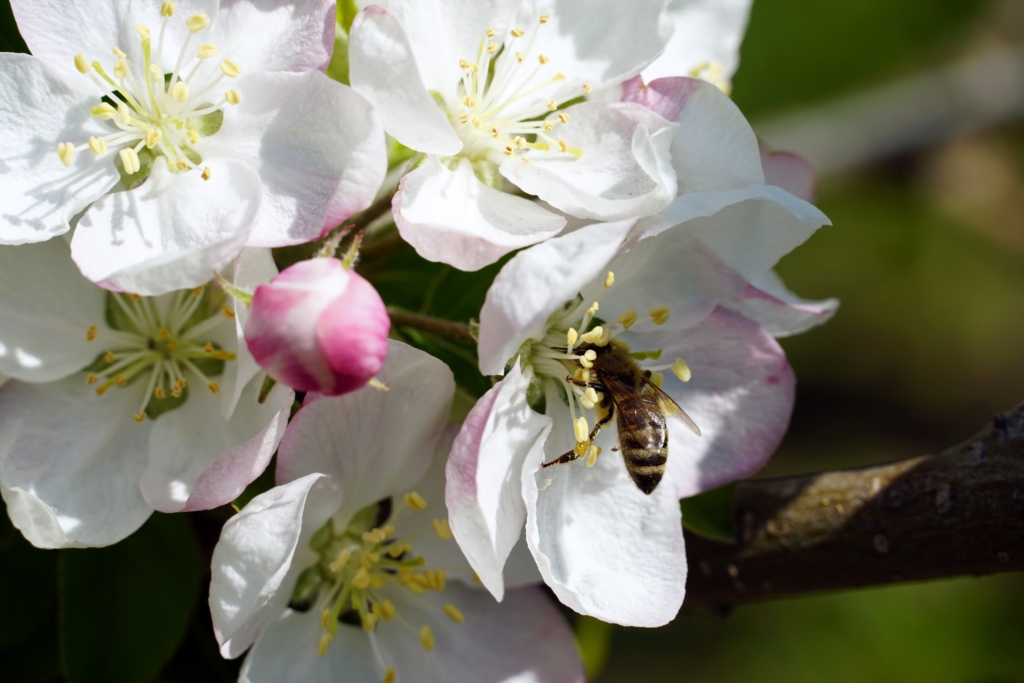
[3,0,1024,681]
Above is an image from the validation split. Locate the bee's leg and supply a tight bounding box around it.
[541,405,615,468]
[564,375,608,392]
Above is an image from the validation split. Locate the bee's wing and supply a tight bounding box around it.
[640,377,702,436]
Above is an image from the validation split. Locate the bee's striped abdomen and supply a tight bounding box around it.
[616,395,669,495]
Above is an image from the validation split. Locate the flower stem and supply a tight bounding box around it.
[387,308,475,343]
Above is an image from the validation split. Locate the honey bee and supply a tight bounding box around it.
[541,341,700,494]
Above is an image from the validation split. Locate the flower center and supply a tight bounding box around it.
[292,493,464,676]
[519,271,693,457]
[84,286,236,423]
[59,2,240,183]
[446,15,588,171]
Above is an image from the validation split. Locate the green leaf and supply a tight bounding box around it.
[574,616,614,680]
[60,513,202,683]
[680,483,737,543]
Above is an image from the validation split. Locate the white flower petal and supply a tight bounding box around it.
[71,159,262,296]
[501,102,677,221]
[277,340,454,524]
[724,270,839,338]
[629,308,796,499]
[210,473,341,659]
[209,0,336,73]
[0,239,107,383]
[141,373,294,513]
[349,6,463,156]
[0,54,119,245]
[0,377,152,549]
[634,184,830,284]
[446,362,551,600]
[206,70,386,248]
[642,0,752,85]
[393,157,565,271]
[523,386,687,626]
[478,220,632,375]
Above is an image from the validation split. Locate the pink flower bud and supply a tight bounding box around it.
[244,258,390,395]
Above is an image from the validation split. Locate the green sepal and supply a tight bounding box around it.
[326,21,350,86]
[257,375,277,404]
[472,160,503,189]
[287,565,323,613]
[336,0,359,32]
[680,483,737,543]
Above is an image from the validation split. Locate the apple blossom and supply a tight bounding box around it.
[0,241,293,548]
[348,0,680,270]
[210,340,582,683]
[244,257,390,396]
[0,0,386,295]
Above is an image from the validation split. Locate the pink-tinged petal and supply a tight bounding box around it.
[393,157,565,271]
[210,0,336,73]
[207,71,386,249]
[642,0,752,85]
[625,77,764,193]
[245,259,390,395]
[633,183,830,284]
[477,220,633,375]
[760,142,818,203]
[0,54,120,245]
[141,375,294,513]
[210,473,342,659]
[724,270,839,338]
[501,102,678,222]
[277,340,454,525]
[446,362,552,600]
[0,377,153,549]
[0,239,108,383]
[71,159,262,296]
[627,307,795,499]
[349,6,463,156]
[522,382,687,626]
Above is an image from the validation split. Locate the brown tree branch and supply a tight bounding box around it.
[683,402,1024,612]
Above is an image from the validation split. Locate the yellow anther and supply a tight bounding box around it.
[382,524,395,538]
[373,599,397,620]
[320,608,330,628]
[586,301,599,316]
[86,325,98,341]
[352,567,371,589]
[145,128,162,149]
[458,113,470,125]
[149,63,162,81]
[582,83,592,94]
[220,59,242,78]
[516,51,524,63]
[420,625,435,651]
[404,491,427,510]
[426,569,445,591]
[407,575,429,594]
[86,374,99,385]
[579,355,593,369]
[92,103,117,120]
[157,328,171,339]
[443,603,465,624]
[573,416,589,443]
[225,89,240,105]
[539,13,551,23]
[486,27,495,39]
[176,157,189,171]
[566,328,578,346]
[557,112,571,124]
[104,350,116,363]
[196,43,218,60]
[543,121,555,131]
[120,147,141,174]
[113,375,127,386]
[585,387,600,405]
[88,136,107,155]
[671,358,692,383]
[604,271,615,288]
[203,342,214,354]
[397,567,413,585]
[329,549,351,572]
[617,308,638,329]
[585,445,602,467]
[432,519,452,540]
[57,142,75,167]
[650,305,671,325]
[186,13,210,33]
[133,412,147,423]
[510,27,524,37]
[504,145,514,156]
[382,669,396,683]
[458,58,470,69]
[538,54,549,65]
[112,46,126,58]
[154,387,166,399]
[207,381,220,394]
[362,613,379,631]
[514,136,527,149]
[462,95,475,108]
[166,339,178,351]
[650,371,664,388]
[546,100,557,111]
[74,53,89,73]
[486,42,497,54]
[387,543,406,559]
[187,129,200,144]
[170,81,189,102]
[317,633,332,656]
[161,1,176,17]
[555,140,567,153]
[574,440,589,456]
[222,306,235,318]
[135,25,150,40]
[583,349,597,362]
[490,127,500,137]
[360,554,375,570]
[118,103,131,125]
[579,393,596,410]
[580,326,604,344]
[201,167,212,180]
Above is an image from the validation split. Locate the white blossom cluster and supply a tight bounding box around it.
[0,1,837,681]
